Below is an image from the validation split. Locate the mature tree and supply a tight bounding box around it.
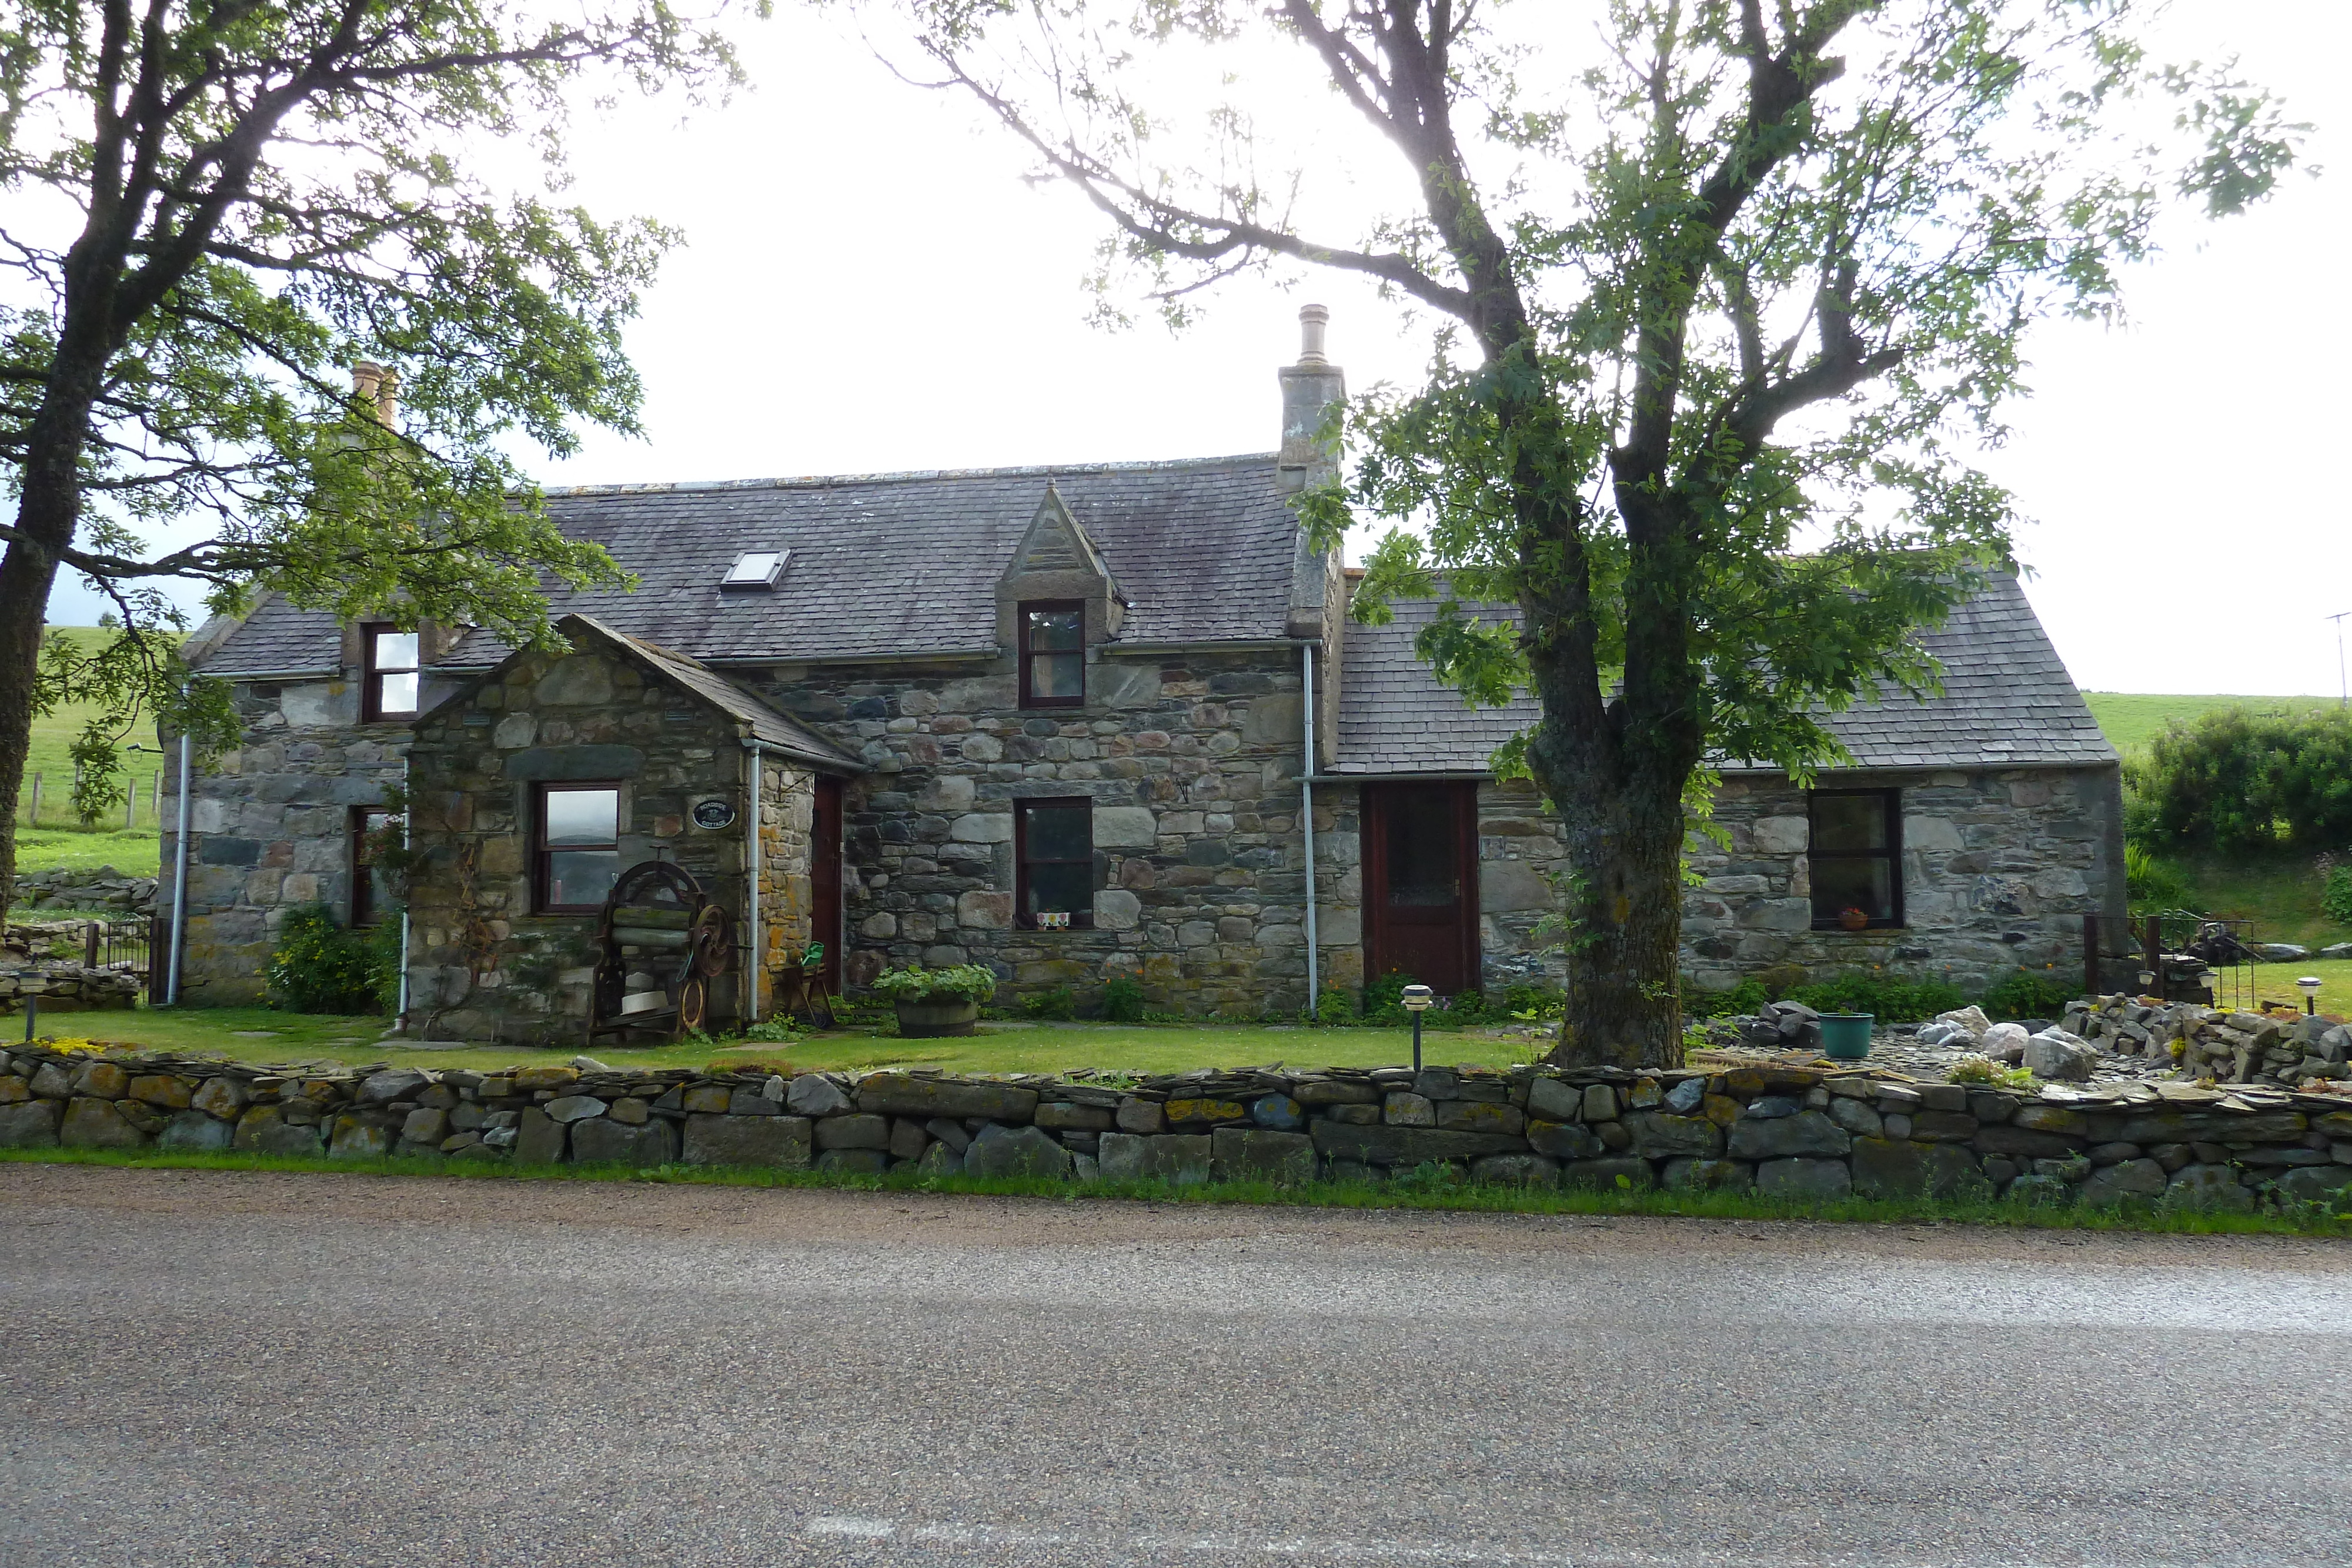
[896,0,2300,1065]
[0,0,751,920]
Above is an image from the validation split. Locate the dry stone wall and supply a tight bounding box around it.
[8,1045,2347,1211]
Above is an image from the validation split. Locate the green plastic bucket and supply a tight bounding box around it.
[1819,1013,1875,1059]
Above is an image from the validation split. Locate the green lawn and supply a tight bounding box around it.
[2082,691,2340,758]
[29,1005,1529,1077]
[14,626,172,874]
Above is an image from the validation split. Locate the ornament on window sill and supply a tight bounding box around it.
[1838,905,1870,931]
[1037,911,1071,931]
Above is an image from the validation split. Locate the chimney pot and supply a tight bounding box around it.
[351,361,384,403]
[373,366,399,430]
[1297,304,1329,366]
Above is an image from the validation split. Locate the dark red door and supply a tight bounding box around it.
[1364,782,1480,995]
[811,776,843,994]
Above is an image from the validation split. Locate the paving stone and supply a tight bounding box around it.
[683,1113,813,1168]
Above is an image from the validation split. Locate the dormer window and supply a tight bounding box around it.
[360,624,419,721]
[1020,601,1083,708]
[722,550,789,591]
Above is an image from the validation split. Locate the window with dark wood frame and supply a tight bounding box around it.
[360,624,420,721]
[1018,601,1084,708]
[535,783,623,914]
[1015,797,1094,930]
[350,807,400,926]
[1808,788,1903,929]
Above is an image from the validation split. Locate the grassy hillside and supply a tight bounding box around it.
[2082,691,2340,758]
[13,626,171,877]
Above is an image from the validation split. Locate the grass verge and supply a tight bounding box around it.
[6,1146,2346,1238]
[34,1009,1526,1076]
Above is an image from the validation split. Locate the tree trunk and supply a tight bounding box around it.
[0,537,59,929]
[1537,744,1690,1069]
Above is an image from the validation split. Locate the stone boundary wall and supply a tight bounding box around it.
[0,965,141,1014]
[8,869,158,915]
[6,1046,2351,1211]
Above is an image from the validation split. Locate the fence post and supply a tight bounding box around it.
[85,920,99,969]
[125,787,136,830]
[25,772,38,825]
[151,771,161,830]
[2143,915,2161,997]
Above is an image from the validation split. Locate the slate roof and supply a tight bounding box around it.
[193,455,1304,676]
[559,615,862,771]
[1330,573,2117,776]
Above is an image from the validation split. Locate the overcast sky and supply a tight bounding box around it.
[46,1,2351,698]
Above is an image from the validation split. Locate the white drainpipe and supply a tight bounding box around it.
[745,738,763,1023]
[165,731,192,1005]
[395,751,412,1028]
[1301,641,1318,1014]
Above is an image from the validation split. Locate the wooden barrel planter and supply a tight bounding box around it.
[894,996,981,1038]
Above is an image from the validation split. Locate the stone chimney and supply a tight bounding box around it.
[350,361,399,428]
[1276,305,1345,496]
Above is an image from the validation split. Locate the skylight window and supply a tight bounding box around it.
[721,550,788,591]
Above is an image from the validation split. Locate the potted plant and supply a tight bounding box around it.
[1837,905,1870,931]
[871,962,998,1038]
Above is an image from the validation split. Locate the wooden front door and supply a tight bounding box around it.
[811,776,843,994]
[1364,781,1481,996]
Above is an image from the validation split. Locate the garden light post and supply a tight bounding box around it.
[1401,983,1434,1072]
[2298,976,2322,1016]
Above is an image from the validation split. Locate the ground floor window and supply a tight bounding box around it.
[350,807,402,926]
[537,783,623,913]
[1808,788,1902,928]
[1016,798,1093,929]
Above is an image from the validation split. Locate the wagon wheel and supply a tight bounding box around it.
[677,975,708,1034]
[688,903,733,978]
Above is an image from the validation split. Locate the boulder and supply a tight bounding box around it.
[1980,1022,2030,1064]
[2274,1165,2352,1203]
[1526,1119,1605,1160]
[854,1072,1038,1122]
[1097,1132,1212,1184]
[327,1115,392,1159]
[2022,1028,2099,1082]
[1623,1111,1723,1159]
[1210,1128,1316,1185]
[2079,1157,2169,1206]
[355,1068,429,1106]
[1525,1077,1583,1122]
[1755,1157,1852,1199]
[571,1115,679,1166]
[786,1074,854,1116]
[156,1112,232,1152]
[190,1077,248,1119]
[682,1114,812,1168]
[1470,1153,1561,1187]
[963,1123,1073,1179]
[0,1099,62,1148]
[1935,1005,1995,1038]
[513,1107,567,1164]
[2251,942,2310,962]
[60,1096,146,1149]
[1726,1109,1851,1161]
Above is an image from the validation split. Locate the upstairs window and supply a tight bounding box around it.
[1019,601,1083,708]
[1016,798,1093,930]
[536,784,622,913]
[1809,789,1902,929]
[360,624,419,721]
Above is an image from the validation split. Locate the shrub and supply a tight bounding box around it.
[1949,1053,2037,1089]
[1444,988,1490,1023]
[740,1017,803,1043]
[2324,864,2352,930]
[2131,706,2352,853]
[1499,982,1566,1019]
[1786,971,1967,1024]
[265,904,384,1014]
[1102,972,1147,1023]
[1685,977,1768,1018]
[1023,985,1078,1021]
[2124,842,2190,908]
[869,963,998,1004]
[1360,968,1414,1026]
[1980,967,2076,1022]
[1312,985,1357,1026]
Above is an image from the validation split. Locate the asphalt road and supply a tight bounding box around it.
[2,1166,2347,1568]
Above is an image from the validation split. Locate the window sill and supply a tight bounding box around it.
[1810,923,1907,934]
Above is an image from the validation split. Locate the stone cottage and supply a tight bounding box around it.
[160,310,2124,1035]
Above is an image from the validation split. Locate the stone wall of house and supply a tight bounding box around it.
[1681,767,2124,996]
[158,678,408,1005]
[749,752,817,1015]
[755,645,1317,1019]
[7,1044,2344,1212]
[402,640,771,1043]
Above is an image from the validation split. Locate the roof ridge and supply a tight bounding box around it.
[537,451,1278,499]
